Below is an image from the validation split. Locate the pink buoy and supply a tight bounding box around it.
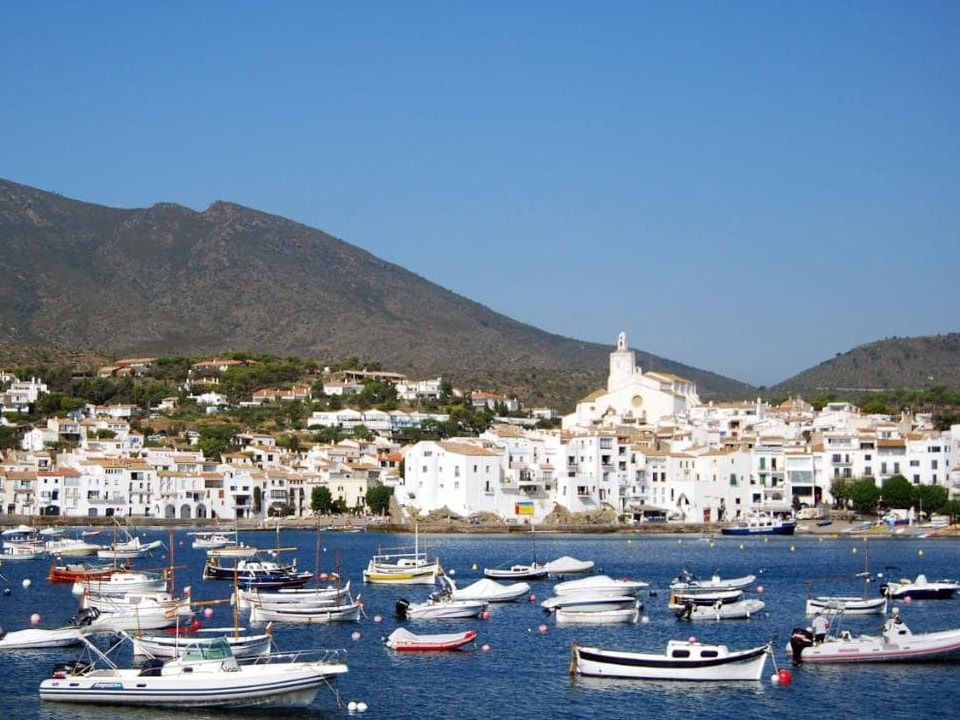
[688,636,697,644]
[373,614,382,623]
[320,573,329,581]
[204,608,214,618]
[777,669,793,685]
[481,610,490,620]
[756,585,764,594]
[904,596,913,604]
[351,631,361,641]
[528,594,536,603]
[538,624,548,634]
[481,644,490,652]
[30,613,41,625]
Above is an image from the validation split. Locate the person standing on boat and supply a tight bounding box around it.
[812,612,829,645]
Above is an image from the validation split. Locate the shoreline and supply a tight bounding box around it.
[4,514,953,538]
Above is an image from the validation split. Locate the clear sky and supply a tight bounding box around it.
[2,2,958,387]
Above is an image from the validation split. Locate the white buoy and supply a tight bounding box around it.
[348,701,358,712]
[770,673,781,684]
[351,630,361,641]
[22,578,31,589]
[640,615,650,624]
[357,701,368,712]
[373,614,383,623]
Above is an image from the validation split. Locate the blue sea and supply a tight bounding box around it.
[3,528,960,720]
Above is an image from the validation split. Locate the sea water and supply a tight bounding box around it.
[3,528,960,720]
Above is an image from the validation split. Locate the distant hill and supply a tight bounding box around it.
[0,178,751,403]
[773,334,960,396]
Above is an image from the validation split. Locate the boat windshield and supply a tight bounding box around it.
[182,637,233,662]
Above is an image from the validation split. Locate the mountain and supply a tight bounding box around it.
[773,334,960,396]
[0,178,750,400]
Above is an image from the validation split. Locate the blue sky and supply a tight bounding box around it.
[2,2,958,387]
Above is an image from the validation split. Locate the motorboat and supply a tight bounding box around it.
[395,592,488,620]
[541,593,638,612]
[669,569,757,593]
[0,624,86,650]
[788,612,960,663]
[805,595,887,616]
[542,556,595,575]
[383,628,477,651]
[131,622,274,659]
[39,634,349,708]
[553,574,649,598]
[880,573,960,600]
[571,639,771,681]
[483,562,549,581]
[674,597,766,621]
[2,524,44,559]
[41,528,101,557]
[444,576,531,603]
[720,511,796,536]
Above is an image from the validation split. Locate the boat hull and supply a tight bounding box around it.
[39,665,346,708]
[788,627,960,663]
[384,628,477,651]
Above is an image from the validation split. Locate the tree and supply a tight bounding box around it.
[366,485,394,516]
[849,478,881,515]
[311,486,335,515]
[830,477,852,509]
[914,484,949,517]
[880,475,914,510]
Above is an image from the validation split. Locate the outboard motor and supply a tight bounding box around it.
[70,606,101,627]
[675,600,695,621]
[789,627,814,663]
[52,660,94,678]
[395,598,410,620]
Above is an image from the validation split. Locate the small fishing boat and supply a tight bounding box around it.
[383,628,477,652]
[189,531,236,550]
[97,535,164,560]
[362,528,441,586]
[669,569,757,594]
[483,562,549,581]
[49,562,117,584]
[571,639,771,681]
[131,621,274,659]
[203,556,313,589]
[248,595,363,624]
[805,595,887,616]
[674,597,766,621]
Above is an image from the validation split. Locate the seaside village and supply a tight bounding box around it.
[1,332,958,527]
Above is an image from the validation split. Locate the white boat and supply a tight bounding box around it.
[541,593,638,612]
[571,639,771,680]
[132,624,274,659]
[542,556,595,575]
[674,598,766,621]
[97,535,164,560]
[249,596,363,624]
[880,573,960,600]
[39,634,348,708]
[383,628,477,652]
[1,542,44,560]
[45,536,102,557]
[483,562,549,581]
[190,531,236,550]
[555,603,640,625]
[444,576,531,603]
[363,553,440,585]
[805,595,887,616]
[395,592,488,620]
[669,570,757,593]
[80,591,192,631]
[553,574,649,598]
[788,611,960,663]
[235,581,352,610]
[0,624,86,650]
[72,570,169,597]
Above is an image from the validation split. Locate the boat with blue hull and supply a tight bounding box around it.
[721,511,796,536]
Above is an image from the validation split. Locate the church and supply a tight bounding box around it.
[562,332,700,430]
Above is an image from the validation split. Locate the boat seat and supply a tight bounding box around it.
[139,658,164,677]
